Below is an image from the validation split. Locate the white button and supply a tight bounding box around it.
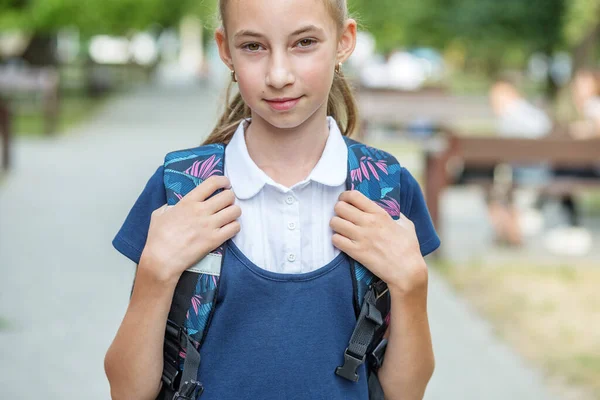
[287,253,296,262]
[287,222,296,230]
[285,196,294,205]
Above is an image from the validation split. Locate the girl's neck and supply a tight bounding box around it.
[244,109,330,188]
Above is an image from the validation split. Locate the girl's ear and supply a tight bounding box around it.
[215,27,234,70]
[336,19,357,64]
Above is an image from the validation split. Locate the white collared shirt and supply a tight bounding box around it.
[225,116,348,274]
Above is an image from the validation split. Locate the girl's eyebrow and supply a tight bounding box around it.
[290,25,324,36]
[234,25,324,40]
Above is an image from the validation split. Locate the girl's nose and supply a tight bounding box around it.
[265,54,295,89]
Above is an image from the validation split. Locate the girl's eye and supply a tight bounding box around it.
[243,43,262,52]
[297,39,316,48]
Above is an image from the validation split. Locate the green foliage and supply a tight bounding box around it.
[350,0,571,66]
[0,0,597,71]
[0,0,217,36]
[564,0,600,46]
[350,0,447,53]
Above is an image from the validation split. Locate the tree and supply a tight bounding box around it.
[350,0,448,54]
[564,0,600,70]
[0,0,217,64]
[350,0,569,95]
[351,0,566,65]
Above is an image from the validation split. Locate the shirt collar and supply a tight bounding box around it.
[225,116,348,200]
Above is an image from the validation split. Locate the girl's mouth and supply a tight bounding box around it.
[265,97,302,111]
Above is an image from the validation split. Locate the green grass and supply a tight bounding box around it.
[445,71,493,95]
[433,260,600,400]
[11,93,111,137]
[0,316,10,331]
[580,191,600,216]
[445,69,547,97]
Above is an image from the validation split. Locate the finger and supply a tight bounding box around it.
[332,233,358,254]
[182,176,231,203]
[339,190,381,214]
[330,216,359,239]
[204,189,236,214]
[334,201,365,226]
[212,204,242,228]
[215,220,241,242]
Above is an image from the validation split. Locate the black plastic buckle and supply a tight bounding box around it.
[365,302,383,326]
[166,319,187,348]
[371,280,389,300]
[162,359,180,390]
[335,348,366,382]
[172,380,204,400]
[369,338,388,370]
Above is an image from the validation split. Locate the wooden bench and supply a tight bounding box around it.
[423,133,600,230]
[355,87,493,140]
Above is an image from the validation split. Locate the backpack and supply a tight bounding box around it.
[157,136,402,400]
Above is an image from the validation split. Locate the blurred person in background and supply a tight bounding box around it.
[486,78,594,255]
[534,69,600,256]
[486,79,552,246]
[490,80,553,139]
[569,69,600,139]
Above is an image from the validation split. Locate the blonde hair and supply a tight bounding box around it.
[202,0,359,145]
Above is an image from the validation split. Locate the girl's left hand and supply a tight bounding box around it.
[330,190,428,295]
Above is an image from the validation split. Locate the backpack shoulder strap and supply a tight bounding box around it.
[159,143,227,400]
[336,137,402,388]
[343,136,402,308]
[164,144,226,206]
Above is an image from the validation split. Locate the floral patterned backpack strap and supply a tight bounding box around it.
[343,137,402,309]
[158,144,227,400]
[336,137,402,396]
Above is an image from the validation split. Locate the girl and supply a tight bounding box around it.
[104,0,440,399]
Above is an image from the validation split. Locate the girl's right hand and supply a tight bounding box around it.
[139,176,241,286]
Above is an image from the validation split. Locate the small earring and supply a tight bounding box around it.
[335,62,342,74]
[231,69,238,82]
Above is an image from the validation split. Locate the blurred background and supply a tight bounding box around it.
[0,0,599,399]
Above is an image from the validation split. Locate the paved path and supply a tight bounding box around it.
[0,83,560,399]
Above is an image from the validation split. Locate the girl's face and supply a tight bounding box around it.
[216,0,356,129]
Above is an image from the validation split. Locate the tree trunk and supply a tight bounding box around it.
[573,23,600,73]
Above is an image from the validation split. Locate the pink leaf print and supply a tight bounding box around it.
[185,155,222,180]
[351,156,388,186]
[358,156,389,181]
[377,197,400,217]
[367,162,379,180]
[190,295,202,315]
[351,168,363,183]
[175,193,183,200]
[375,160,388,175]
[360,158,370,181]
